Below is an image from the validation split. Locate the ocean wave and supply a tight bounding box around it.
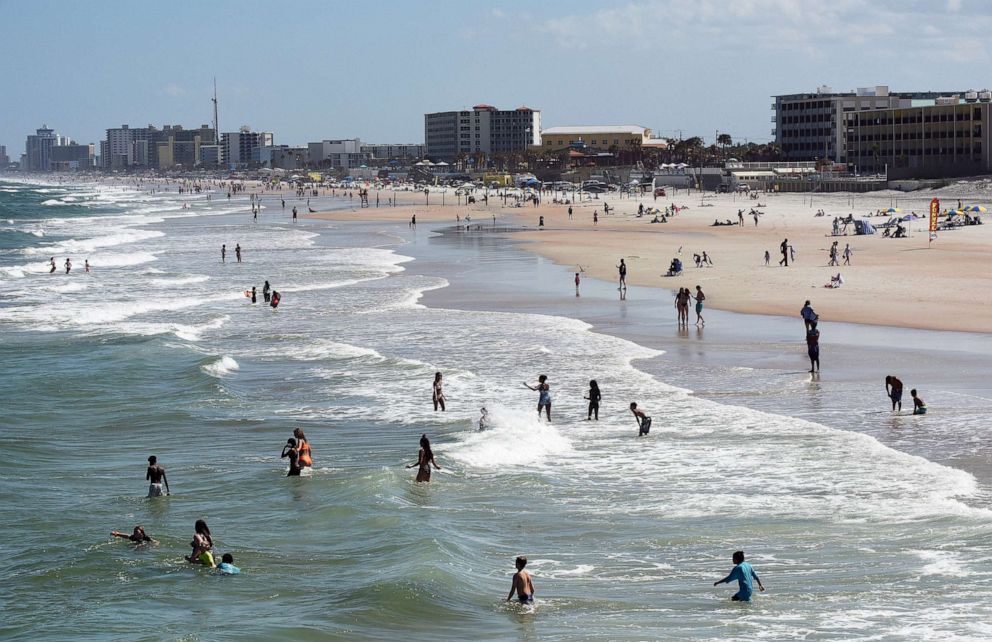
[202,355,240,378]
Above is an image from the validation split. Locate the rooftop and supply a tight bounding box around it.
[542,125,648,136]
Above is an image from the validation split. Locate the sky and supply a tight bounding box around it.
[1,0,990,156]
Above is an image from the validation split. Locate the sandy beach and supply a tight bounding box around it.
[309,186,992,333]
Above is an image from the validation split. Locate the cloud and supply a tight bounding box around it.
[539,0,992,63]
[161,83,186,97]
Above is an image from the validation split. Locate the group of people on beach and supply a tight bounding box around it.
[675,286,706,326]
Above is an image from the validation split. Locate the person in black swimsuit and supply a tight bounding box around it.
[585,380,601,420]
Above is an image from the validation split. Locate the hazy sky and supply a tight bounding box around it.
[2,0,990,155]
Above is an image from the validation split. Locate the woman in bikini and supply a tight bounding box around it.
[407,434,441,482]
[432,372,446,412]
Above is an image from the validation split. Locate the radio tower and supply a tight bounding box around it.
[212,78,220,144]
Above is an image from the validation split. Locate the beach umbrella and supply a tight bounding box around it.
[886,207,901,213]
[968,205,987,212]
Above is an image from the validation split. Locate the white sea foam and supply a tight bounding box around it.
[202,356,240,378]
[445,404,574,468]
[149,275,210,287]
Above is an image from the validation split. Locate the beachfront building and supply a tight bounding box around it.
[24,126,63,171]
[102,124,216,170]
[539,126,651,153]
[424,104,541,163]
[221,127,274,168]
[0,145,9,167]
[51,142,95,170]
[361,143,425,165]
[307,138,369,170]
[843,95,992,179]
[773,86,961,163]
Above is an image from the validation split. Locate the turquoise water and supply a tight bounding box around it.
[2,177,992,641]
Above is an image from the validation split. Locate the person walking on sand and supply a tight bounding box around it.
[432,371,446,412]
[524,375,552,422]
[779,238,789,266]
[146,455,170,497]
[281,438,302,476]
[764,250,770,266]
[407,433,440,482]
[753,210,759,226]
[693,285,706,325]
[617,259,627,290]
[568,206,573,220]
[843,243,852,266]
[585,380,601,420]
[885,375,903,412]
[235,244,242,263]
[714,551,764,602]
[629,402,652,436]
[292,206,297,222]
[593,210,598,225]
[806,320,820,373]
[506,556,535,604]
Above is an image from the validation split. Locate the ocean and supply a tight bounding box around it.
[1,177,991,641]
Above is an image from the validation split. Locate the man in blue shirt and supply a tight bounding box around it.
[217,553,241,575]
[714,551,764,601]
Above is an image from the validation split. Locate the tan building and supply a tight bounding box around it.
[843,98,992,179]
[539,125,651,152]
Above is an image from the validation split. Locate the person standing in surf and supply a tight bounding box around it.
[806,321,820,373]
[235,244,242,263]
[187,519,214,566]
[714,550,764,601]
[293,428,313,469]
[585,380,601,420]
[262,280,271,303]
[221,244,226,263]
[693,286,706,326]
[432,372,446,412]
[64,257,72,274]
[49,257,56,273]
[407,434,440,482]
[617,258,627,290]
[629,402,652,436]
[524,375,552,422]
[885,375,903,412]
[281,438,302,476]
[506,556,535,604]
[146,456,170,497]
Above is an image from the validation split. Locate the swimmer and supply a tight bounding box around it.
[407,434,440,482]
[187,519,214,566]
[629,402,652,436]
[293,428,313,468]
[281,438,302,476]
[506,556,535,604]
[111,525,157,544]
[479,406,489,431]
[49,257,56,273]
[524,375,552,421]
[911,388,927,415]
[84,259,90,273]
[216,553,240,574]
[146,455,170,497]
[714,550,764,601]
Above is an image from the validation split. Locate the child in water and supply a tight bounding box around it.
[506,556,535,604]
[629,402,651,435]
[911,389,927,415]
[217,553,240,574]
[714,550,764,601]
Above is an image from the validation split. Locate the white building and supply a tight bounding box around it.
[221,127,274,167]
[307,138,369,169]
[425,104,541,162]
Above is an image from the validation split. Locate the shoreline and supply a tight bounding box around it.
[306,186,992,334]
[393,219,992,490]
